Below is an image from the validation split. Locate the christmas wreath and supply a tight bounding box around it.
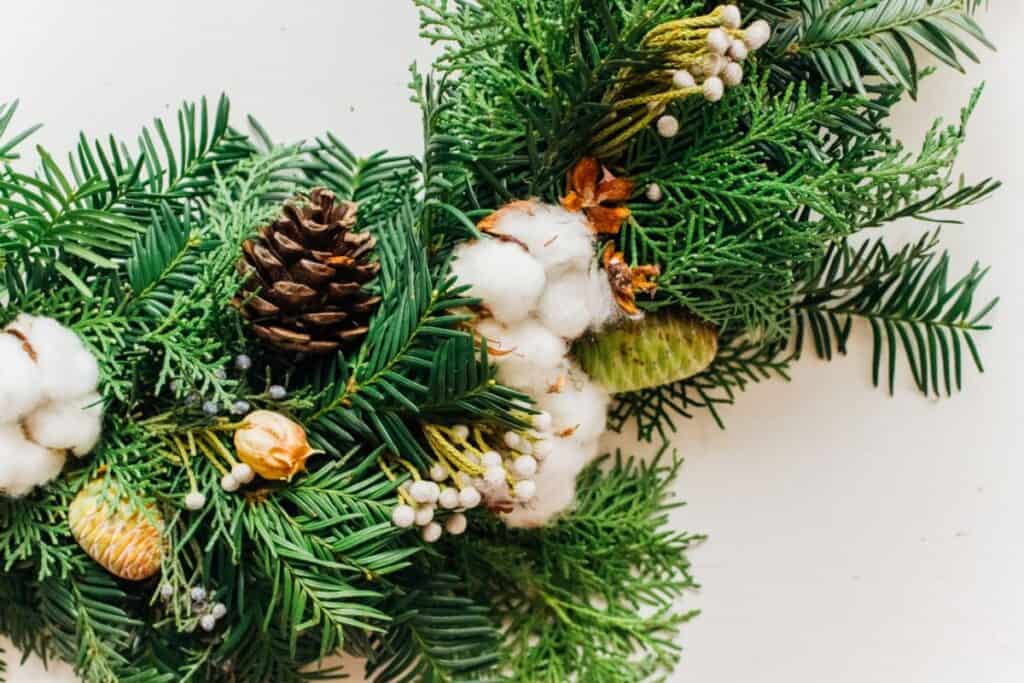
[0,2,999,681]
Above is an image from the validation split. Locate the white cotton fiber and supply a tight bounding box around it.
[0,334,44,422]
[5,315,99,401]
[479,318,567,372]
[0,424,66,498]
[502,437,587,528]
[450,240,546,324]
[24,392,104,456]
[537,271,592,339]
[489,204,595,276]
[536,366,610,444]
[585,267,621,330]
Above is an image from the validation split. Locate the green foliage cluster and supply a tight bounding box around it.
[0,1,1001,682]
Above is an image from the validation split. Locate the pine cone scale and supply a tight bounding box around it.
[236,187,380,353]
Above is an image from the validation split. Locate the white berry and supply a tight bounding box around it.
[512,455,538,478]
[190,586,207,602]
[503,431,521,449]
[451,424,470,440]
[220,473,240,492]
[415,505,435,526]
[744,19,772,50]
[656,115,679,138]
[211,603,227,619]
[429,464,448,482]
[531,412,552,433]
[484,466,506,486]
[410,480,439,504]
[703,77,725,102]
[514,480,537,501]
[200,614,217,632]
[645,184,663,202]
[392,504,416,528]
[707,28,730,55]
[438,487,460,509]
[720,4,742,29]
[445,513,468,536]
[184,491,206,510]
[722,62,744,87]
[159,584,174,599]
[231,462,255,484]
[532,440,553,460]
[671,69,696,90]
[458,487,482,509]
[729,39,749,61]
[421,522,443,543]
[481,450,503,468]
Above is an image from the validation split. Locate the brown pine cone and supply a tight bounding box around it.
[236,188,381,354]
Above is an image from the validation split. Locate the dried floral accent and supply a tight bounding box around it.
[560,158,634,235]
[602,243,660,316]
[234,410,315,481]
[69,478,164,581]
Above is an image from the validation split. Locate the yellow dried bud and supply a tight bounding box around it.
[233,410,314,481]
[68,478,164,581]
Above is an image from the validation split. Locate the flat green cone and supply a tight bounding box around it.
[575,310,719,393]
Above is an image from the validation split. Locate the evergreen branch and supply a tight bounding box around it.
[792,231,996,395]
[454,452,701,682]
[366,573,501,682]
[777,0,994,95]
[0,101,41,162]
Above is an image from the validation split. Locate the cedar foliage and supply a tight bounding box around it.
[0,1,1000,681]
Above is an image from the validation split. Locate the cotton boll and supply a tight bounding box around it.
[536,369,610,444]
[0,424,66,497]
[584,268,620,331]
[0,334,43,422]
[537,271,593,339]
[450,240,546,323]
[488,204,595,276]
[6,315,99,401]
[479,318,568,389]
[24,392,104,456]
[502,438,586,528]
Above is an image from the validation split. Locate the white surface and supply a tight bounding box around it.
[3,2,1022,681]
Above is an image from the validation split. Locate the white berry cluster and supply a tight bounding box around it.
[450,203,616,527]
[653,7,772,143]
[0,314,103,497]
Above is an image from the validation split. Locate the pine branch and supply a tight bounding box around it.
[0,100,41,162]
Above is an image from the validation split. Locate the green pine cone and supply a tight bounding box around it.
[575,310,719,393]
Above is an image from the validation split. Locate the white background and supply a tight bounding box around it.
[3,2,1021,681]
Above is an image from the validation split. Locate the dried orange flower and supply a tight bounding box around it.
[602,243,660,316]
[561,157,634,235]
[234,410,315,481]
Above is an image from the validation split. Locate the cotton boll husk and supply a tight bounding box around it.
[488,203,595,276]
[450,240,546,324]
[6,315,99,401]
[0,334,44,422]
[502,437,587,528]
[24,392,104,456]
[0,424,66,497]
[536,271,593,339]
[536,367,610,444]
